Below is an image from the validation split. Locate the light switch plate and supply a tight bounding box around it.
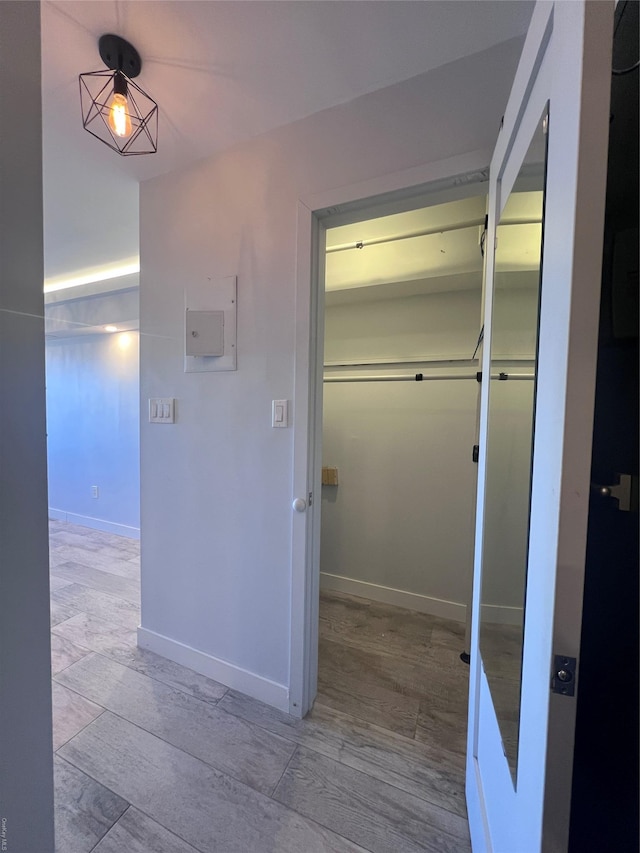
[149,398,175,423]
[272,399,288,428]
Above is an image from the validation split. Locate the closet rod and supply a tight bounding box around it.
[325,216,541,254]
[324,372,534,383]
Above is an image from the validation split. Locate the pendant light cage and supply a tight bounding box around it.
[79,69,158,156]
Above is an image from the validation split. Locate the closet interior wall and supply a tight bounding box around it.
[321,279,538,622]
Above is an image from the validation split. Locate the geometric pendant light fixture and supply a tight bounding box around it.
[79,34,158,156]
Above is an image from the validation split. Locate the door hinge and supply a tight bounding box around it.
[551,655,576,696]
[472,445,479,464]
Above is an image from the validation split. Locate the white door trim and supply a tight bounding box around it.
[289,147,494,716]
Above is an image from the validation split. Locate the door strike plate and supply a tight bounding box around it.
[551,655,577,696]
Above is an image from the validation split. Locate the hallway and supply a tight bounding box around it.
[50,521,470,852]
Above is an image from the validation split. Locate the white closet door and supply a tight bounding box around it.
[466,2,613,851]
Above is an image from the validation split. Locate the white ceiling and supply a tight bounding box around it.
[41,0,534,282]
[325,191,543,301]
[325,196,487,295]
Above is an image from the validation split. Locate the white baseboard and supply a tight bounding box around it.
[480,602,523,627]
[49,508,140,540]
[137,626,289,713]
[320,572,466,622]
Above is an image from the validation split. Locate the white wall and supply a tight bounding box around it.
[139,38,524,708]
[0,2,55,849]
[325,288,483,364]
[321,289,482,619]
[45,289,140,537]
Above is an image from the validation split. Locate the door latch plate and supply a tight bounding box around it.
[551,655,577,696]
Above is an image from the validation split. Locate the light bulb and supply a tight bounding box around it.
[108,92,132,139]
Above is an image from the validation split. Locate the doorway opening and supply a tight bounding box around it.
[44,279,141,541]
[44,280,143,764]
[313,184,490,758]
[301,164,546,762]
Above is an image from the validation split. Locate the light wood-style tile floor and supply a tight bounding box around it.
[50,520,471,852]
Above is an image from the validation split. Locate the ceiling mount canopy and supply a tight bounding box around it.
[98,34,142,78]
[79,33,158,156]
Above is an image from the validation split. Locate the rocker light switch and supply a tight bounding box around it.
[149,398,175,423]
[272,400,288,428]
